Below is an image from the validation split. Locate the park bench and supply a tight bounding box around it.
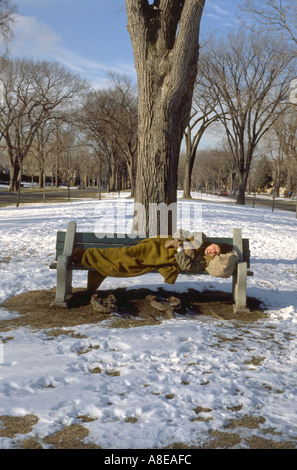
[50,222,253,313]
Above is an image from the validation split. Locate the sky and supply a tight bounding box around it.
[3,0,243,89]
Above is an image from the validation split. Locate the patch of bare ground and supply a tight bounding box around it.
[42,424,101,449]
[1,411,296,449]
[0,287,265,333]
[0,414,38,439]
[164,410,297,449]
[165,429,297,450]
[0,414,101,449]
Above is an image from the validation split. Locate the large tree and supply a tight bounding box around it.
[125,0,205,234]
[199,30,294,204]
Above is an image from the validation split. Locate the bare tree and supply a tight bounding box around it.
[0,58,88,193]
[199,30,294,204]
[27,119,60,202]
[125,0,205,234]
[191,148,234,191]
[182,81,221,199]
[275,105,297,214]
[241,0,297,54]
[258,130,285,197]
[240,0,297,209]
[78,75,138,195]
[0,0,16,46]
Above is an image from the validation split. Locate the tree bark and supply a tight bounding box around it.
[9,159,21,192]
[182,127,198,199]
[182,158,193,199]
[126,0,205,234]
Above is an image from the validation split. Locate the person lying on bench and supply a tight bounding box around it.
[70,232,234,293]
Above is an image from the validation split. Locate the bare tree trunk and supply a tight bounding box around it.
[127,158,136,197]
[182,157,193,199]
[9,159,22,192]
[237,180,246,205]
[182,123,194,199]
[126,0,205,234]
[55,157,59,188]
[295,179,297,219]
[16,166,22,207]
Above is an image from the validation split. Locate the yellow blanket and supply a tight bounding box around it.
[81,237,180,285]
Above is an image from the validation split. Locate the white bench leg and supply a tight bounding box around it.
[52,221,77,308]
[232,261,249,313]
[51,255,72,307]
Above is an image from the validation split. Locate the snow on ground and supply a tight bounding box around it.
[0,191,297,449]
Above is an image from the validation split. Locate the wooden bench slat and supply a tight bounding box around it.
[55,241,146,258]
[50,259,254,277]
[57,231,236,244]
[57,231,147,243]
[55,233,243,261]
[55,236,249,263]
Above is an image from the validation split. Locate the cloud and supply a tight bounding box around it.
[7,15,136,89]
[205,13,222,20]
[10,15,62,55]
[211,3,234,16]
[203,1,239,31]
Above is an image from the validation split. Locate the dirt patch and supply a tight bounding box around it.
[0,414,101,449]
[1,411,295,449]
[0,287,265,332]
[0,414,38,439]
[42,424,101,449]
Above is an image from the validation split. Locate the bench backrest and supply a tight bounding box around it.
[55,230,251,268]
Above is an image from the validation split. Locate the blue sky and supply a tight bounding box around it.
[6,0,243,88]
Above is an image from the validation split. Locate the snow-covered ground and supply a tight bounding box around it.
[0,191,296,449]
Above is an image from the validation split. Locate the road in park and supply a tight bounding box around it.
[0,187,102,206]
[239,194,296,213]
[0,187,296,214]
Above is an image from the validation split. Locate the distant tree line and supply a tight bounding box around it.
[0,0,296,211]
